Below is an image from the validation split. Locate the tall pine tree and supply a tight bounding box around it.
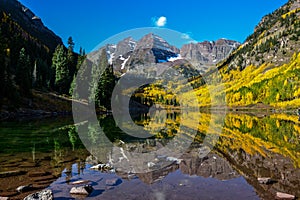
[95,49,115,109]
[52,45,69,94]
[16,48,31,96]
[67,36,76,74]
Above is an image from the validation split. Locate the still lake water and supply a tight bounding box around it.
[0,111,299,199]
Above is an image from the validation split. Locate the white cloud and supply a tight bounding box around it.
[181,33,191,40]
[154,16,167,27]
[181,33,198,43]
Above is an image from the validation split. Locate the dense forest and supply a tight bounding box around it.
[0,10,117,112]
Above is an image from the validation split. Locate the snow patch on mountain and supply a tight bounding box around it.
[121,56,130,69]
[119,55,125,61]
[168,54,182,62]
[108,53,115,65]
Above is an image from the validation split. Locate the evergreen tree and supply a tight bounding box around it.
[67,36,75,52]
[79,47,83,56]
[70,47,87,96]
[76,52,86,71]
[79,47,86,57]
[67,36,77,89]
[52,45,69,94]
[67,37,75,68]
[16,48,31,95]
[95,49,115,109]
[69,75,76,96]
[77,59,93,100]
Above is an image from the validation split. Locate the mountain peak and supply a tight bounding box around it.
[124,33,179,67]
[136,33,175,51]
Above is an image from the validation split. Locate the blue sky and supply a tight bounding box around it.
[19,0,288,53]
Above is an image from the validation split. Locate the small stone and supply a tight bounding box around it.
[276,192,295,200]
[147,162,155,168]
[71,180,90,185]
[90,163,112,170]
[166,157,182,164]
[24,189,53,200]
[258,177,274,184]
[105,178,121,186]
[70,185,93,196]
[16,184,33,193]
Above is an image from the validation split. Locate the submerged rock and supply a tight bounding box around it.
[23,189,53,200]
[276,192,295,200]
[90,163,113,171]
[105,178,121,186]
[257,177,274,184]
[70,180,90,185]
[16,184,33,193]
[70,185,93,196]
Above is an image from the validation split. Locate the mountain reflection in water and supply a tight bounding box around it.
[0,111,299,199]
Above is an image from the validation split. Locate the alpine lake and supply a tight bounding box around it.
[0,109,299,200]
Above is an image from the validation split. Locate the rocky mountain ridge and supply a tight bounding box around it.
[99,33,240,75]
[181,39,240,73]
[0,0,63,51]
[220,0,300,71]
